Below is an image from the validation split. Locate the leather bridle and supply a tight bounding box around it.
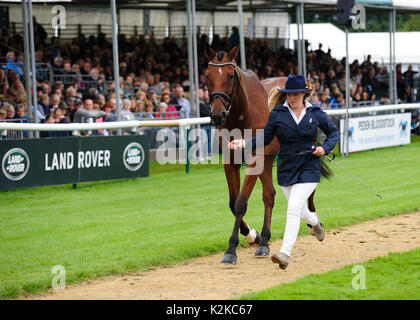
[207,61,239,117]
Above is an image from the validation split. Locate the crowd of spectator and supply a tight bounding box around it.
[1,21,419,138]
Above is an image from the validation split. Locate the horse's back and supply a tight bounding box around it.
[260,77,288,95]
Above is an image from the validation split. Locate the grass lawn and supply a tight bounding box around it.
[0,136,419,299]
[239,248,420,300]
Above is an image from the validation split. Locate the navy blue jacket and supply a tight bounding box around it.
[247,102,339,187]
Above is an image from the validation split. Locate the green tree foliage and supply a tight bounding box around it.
[300,12,420,32]
[400,14,420,31]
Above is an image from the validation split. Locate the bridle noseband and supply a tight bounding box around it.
[207,61,238,117]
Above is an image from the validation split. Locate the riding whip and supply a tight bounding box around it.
[323,153,383,199]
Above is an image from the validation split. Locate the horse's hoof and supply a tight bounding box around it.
[220,253,237,264]
[255,245,270,256]
[246,229,262,245]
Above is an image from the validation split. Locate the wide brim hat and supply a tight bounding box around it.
[278,74,310,93]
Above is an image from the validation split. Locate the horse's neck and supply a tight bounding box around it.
[227,71,267,130]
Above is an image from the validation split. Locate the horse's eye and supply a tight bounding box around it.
[229,74,235,80]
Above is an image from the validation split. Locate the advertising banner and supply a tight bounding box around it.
[340,113,411,153]
[0,135,149,191]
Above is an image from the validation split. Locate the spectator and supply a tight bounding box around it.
[359,91,372,106]
[40,115,58,138]
[50,94,61,113]
[38,94,51,117]
[72,98,107,124]
[121,98,135,121]
[33,16,47,47]
[171,86,191,118]
[403,65,418,103]
[134,100,145,118]
[146,86,158,110]
[53,108,72,137]
[6,105,15,120]
[52,56,64,81]
[156,102,169,119]
[103,102,116,122]
[0,108,6,121]
[144,101,155,119]
[161,93,178,119]
[3,51,24,78]
[229,26,240,49]
[334,93,344,109]
[362,68,379,93]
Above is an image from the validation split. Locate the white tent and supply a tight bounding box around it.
[290,23,420,66]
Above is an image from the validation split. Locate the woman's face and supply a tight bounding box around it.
[286,92,305,107]
[162,94,170,103]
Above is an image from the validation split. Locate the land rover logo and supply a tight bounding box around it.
[123,142,144,171]
[2,148,30,181]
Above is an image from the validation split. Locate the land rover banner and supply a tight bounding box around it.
[0,135,149,191]
[340,113,411,153]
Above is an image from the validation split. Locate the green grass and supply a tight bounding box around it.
[239,248,420,300]
[0,136,419,299]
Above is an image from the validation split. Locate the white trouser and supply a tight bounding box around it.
[279,183,319,257]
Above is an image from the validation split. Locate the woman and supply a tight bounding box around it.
[228,74,339,270]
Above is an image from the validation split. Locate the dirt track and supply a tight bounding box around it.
[27,212,420,300]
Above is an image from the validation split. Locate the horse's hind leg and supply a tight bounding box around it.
[307,190,316,235]
[255,156,276,256]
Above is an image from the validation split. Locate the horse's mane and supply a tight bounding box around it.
[267,77,315,112]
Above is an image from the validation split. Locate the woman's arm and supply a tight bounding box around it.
[228,111,278,150]
[317,111,339,155]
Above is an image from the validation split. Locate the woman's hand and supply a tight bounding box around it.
[228,139,245,150]
[312,146,326,157]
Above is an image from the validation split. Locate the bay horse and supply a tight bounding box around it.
[205,44,321,264]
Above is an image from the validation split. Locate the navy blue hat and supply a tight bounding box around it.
[278,74,308,93]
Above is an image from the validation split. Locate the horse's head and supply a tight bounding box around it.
[205,44,239,126]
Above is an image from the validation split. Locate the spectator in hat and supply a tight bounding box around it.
[146,86,158,110]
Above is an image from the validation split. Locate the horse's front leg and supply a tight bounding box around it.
[221,167,259,264]
[255,155,276,256]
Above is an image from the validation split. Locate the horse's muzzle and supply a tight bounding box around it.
[210,111,227,126]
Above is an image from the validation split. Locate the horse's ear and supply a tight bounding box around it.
[227,45,239,60]
[204,43,216,60]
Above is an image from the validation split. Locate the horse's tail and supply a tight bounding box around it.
[321,157,333,180]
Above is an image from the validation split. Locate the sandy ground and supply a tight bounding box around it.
[26,212,420,300]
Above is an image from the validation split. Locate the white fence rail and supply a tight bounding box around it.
[0,103,419,132]
[0,117,211,132]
